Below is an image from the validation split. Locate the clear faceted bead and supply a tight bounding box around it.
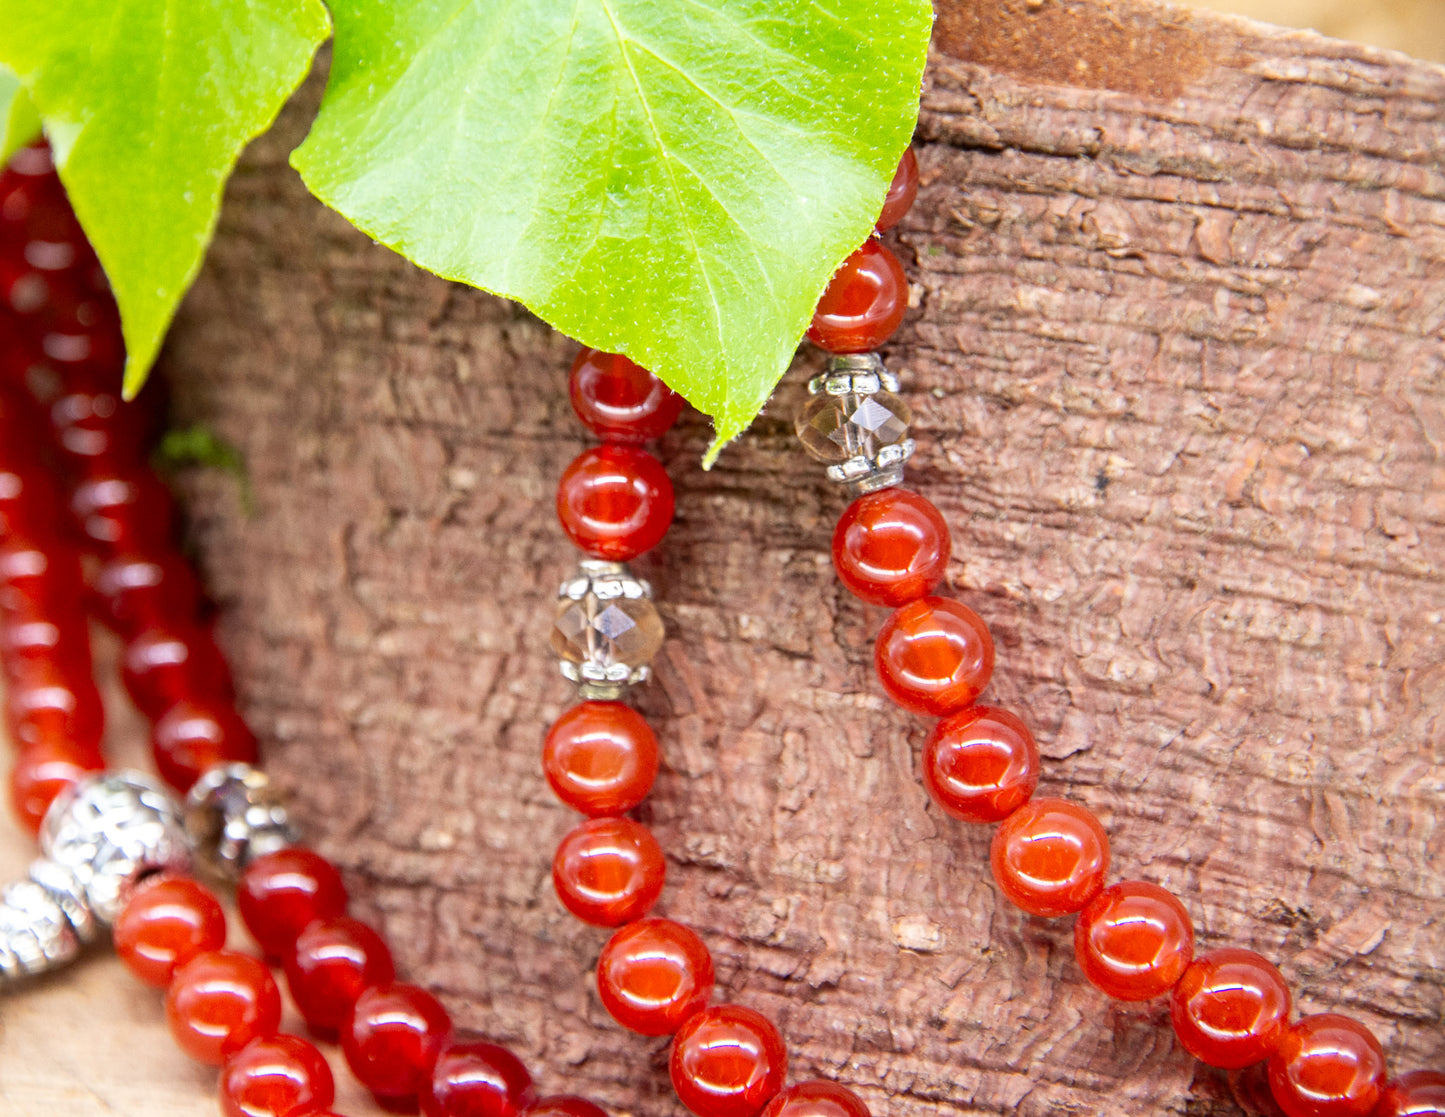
[552,595,664,672]
[795,390,912,465]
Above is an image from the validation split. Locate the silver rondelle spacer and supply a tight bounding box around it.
[0,878,82,984]
[27,858,99,945]
[39,771,190,925]
[806,353,901,397]
[825,437,917,495]
[186,763,299,881]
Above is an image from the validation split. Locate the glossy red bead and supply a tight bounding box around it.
[807,240,908,354]
[543,701,659,816]
[670,1004,787,1117]
[761,1081,871,1117]
[989,797,1109,917]
[524,1098,609,1117]
[876,149,919,233]
[922,705,1039,823]
[874,596,994,716]
[0,536,85,620]
[113,875,228,987]
[555,445,674,562]
[0,607,90,676]
[0,463,59,539]
[831,488,950,607]
[220,1033,336,1117]
[285,916,396,1037]
[569,348,684,443]
[50,385,151,468]
[166,949,283,1066]
[4,658,105,755]
[9,739,105,836]
[423,1040,536,1117]
[238,847,349,959]
[597,918,714,1036]
[152,697,259,792]
[343,983,454,1107]
[1170,947,1291,1069]
[552,816,665,927]
[1075,880,1194,1001]
[1268,1014,1386,1117]
[92,552,203,636]
[121,622,233,720]
[1375,1071,1445,1117]
[70,467,175,552]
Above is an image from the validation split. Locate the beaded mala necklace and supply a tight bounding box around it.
[1,129,1442,1117]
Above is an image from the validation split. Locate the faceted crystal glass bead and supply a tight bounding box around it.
[796,391,912,466]
[552,565,664,694]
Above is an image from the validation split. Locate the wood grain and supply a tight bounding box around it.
[2,1,1443,1114]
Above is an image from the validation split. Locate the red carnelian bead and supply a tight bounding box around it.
[806,240,908,355]
[93,552,203,636]
[832,488,950,607]
[524,1098,609,1117]
[166,949,283,1066]
[238,847,349,959]
[423,1040,536,1117]
[552,817,665,927]
[569,348,684,443]
[543,701,659,816]
[922,706,1039,823]
[876,148,920,233]
[556,445,674,562]
[1268,1014,1386,1117]
[4,652,105,753]
[989,797,1109,917]
[1170,948,1291,1069]
[152,698,259,792]
[220,1033,336,1117]
[670,1004,787,1117]
[0,536,85,620]
[1376,1071,1445,1117]
[1,608,90,676]
[0,464,59,539]
[597,918,714,1036]
[70,468,175,552]
[285,916,396,1038]
[343,983,454,1108]
[121,623,234,720]
[1075,881,1194,1002]
[761,1081,871,1117]
[113,875,228,987]
[10,740,105,836]
[874,596,994,716]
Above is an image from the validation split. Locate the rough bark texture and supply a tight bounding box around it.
[4,1,1445,1114]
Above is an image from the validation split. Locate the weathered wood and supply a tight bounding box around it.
[2,1,1444,1114]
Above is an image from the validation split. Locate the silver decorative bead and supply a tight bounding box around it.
[552,560,663,699]
[0,878,81,984]
[797,353,915,494]
[28,858,99,945]
[39,771,190,924]
[185,763,298,880]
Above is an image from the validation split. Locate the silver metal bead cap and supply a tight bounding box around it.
[185,763,298,880]
[0,878,81,985]
[39,771,190,925]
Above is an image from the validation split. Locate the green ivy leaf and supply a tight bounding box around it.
[294,0,931,454]
[0,66,41,163]
[0,0,331,398]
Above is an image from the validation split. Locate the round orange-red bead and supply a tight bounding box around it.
[166,949,282,1066]
[761,1081,870,1117]
[876,149,919,232]
[569,348,683,443]
[1170,947,1291,1069]
[832,488,950,607]
[922,706,1038,823]
[989,797,1109,917]
[670,1004,787,1117]
[555,445,674,562]
[219,1033,335,1117]
[1375,1070,1445,1117]
[552,816,665,927]
[1268,1013,1386,1117]
[543,701,659,816]
[597,918,714,1036]
[807,240,908,355]
[1074,880,1194,1001]
[114,875,227,988]
[874,596,994,716]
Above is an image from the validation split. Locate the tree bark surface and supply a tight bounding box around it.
[2,1,1444,1115]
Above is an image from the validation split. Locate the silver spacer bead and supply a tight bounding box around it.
[806,353,902,397]
[0,878,81,985]
[27,858,99,945]
[39,771,190,925]
[825,437,917,494]
[185,763,298,880]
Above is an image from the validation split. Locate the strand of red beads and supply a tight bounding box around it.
[1,142,613,1117]
[791,148,1445,1117]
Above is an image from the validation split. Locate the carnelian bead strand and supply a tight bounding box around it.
[552,816,666,927]
[113,875,228,988]
[219,1033,336,1117]
[526,1098,611,1117]
[874,595,994,716]
[424,1040,537,1117]
[670,1004,788,1117]
[1170,948,1291,1069]
[597,918,714,1036]
[121,621,234,721]
[151,696,259,793]
[555,444,675,562]
[989,797,1109,917]
[285,916,396,1038]
[1375,1071,1445,1117]
[165,949,283,1066]
[1268,1013,1387,1117]
[831,487,950,607]
[806,240,908,354]
[875,148,919,233]
[761,1082,871,1117]
[237,847,349,959]
[342,982,454,1109]
[921,705,1039,823]
[543,700,659,816]
[569,347,684,444]
[1074,880,1194,1001]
